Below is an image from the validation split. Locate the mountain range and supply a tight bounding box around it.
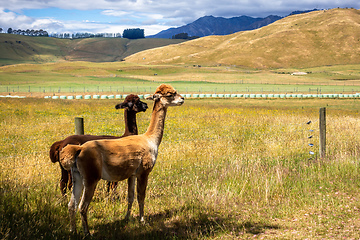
[149,15,282,38]
[148,10,318,38]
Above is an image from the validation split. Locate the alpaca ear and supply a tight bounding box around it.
[115,103,122,109]
[146,93,161,100]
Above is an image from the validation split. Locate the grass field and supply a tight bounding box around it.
[0,33,186,66]
[1,62,360,97]
[1,97,360,239]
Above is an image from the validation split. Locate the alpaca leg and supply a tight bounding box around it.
[106,181,111,193]
[106,181,118,193]
[68,171,73,191]
[137,173,149,223]
[125,176,136,220]
[111,181,118,192]
[60,164,69,196]
[79,182,97,236]
[68,168,83,233]
[60,181,66,196]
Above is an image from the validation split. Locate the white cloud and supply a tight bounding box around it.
[1,1,360,35]
[102,10,129,17]
[31,18,64,30]
[0,8,33,30]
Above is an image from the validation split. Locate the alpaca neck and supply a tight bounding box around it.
[123,110,138,136]
[145,101,167,146]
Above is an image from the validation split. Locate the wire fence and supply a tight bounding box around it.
[0,107,331,195]
[2,83,360,97]
[0,120,319,163]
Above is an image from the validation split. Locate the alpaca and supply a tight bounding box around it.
[60,84,184,235]
[49,94,148,196]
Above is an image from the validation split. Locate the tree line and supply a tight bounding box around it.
[1,27,198,41]
[1,28,49,37]
[0,27,146,39]
[171,32,199,40]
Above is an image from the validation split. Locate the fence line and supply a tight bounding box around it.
[2,80,360,94]
[0,132,313,164]
[2,92,360,100]
[0,109,326,184]
[0,120,317,143]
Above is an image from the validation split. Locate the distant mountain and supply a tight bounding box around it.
[148,15,282,38]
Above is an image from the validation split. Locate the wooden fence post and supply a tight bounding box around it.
[319,108,326,158]
[75,117,84,135]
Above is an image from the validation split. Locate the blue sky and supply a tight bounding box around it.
[0,0,359,36]
[22,8,105,22]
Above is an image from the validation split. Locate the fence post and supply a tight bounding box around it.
[75,117,84,135]
[319,108,326,158]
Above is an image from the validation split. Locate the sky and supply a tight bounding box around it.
[0,0,359,36]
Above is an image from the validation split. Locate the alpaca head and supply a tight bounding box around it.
[115,94,148,113]
[147,84,184,107]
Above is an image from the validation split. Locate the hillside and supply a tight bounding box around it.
[149,15,282,38]
[125,8,360,69]
[0,35,185,66]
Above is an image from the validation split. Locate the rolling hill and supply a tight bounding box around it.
[125,8,360,69]
[0,35,186,66]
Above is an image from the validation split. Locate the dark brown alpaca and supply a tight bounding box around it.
[49,94,148,196]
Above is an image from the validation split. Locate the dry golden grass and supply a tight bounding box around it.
[126,8,360,69]
[1,97,360,239]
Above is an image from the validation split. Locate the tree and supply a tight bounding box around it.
[123,28,145,39]
[172,32,200,40]
[172,32,188,39]
[41,30,49,37]
[0,28,2,33]
[7,28,12,34]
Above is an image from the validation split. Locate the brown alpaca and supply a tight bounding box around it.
[49,94,148,196]
[60,84,184,235]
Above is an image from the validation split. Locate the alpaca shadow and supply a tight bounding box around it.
[92,207,280,239]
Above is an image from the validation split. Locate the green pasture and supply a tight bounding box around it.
[1,97,360,239]
[1,62,360,96]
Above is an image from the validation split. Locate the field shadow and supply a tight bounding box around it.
[93,206,280,239]
[0,182,79,239]
[0,181,279,239]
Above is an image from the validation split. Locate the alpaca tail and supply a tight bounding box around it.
[49,140,62,163]
[59,144,82,171]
